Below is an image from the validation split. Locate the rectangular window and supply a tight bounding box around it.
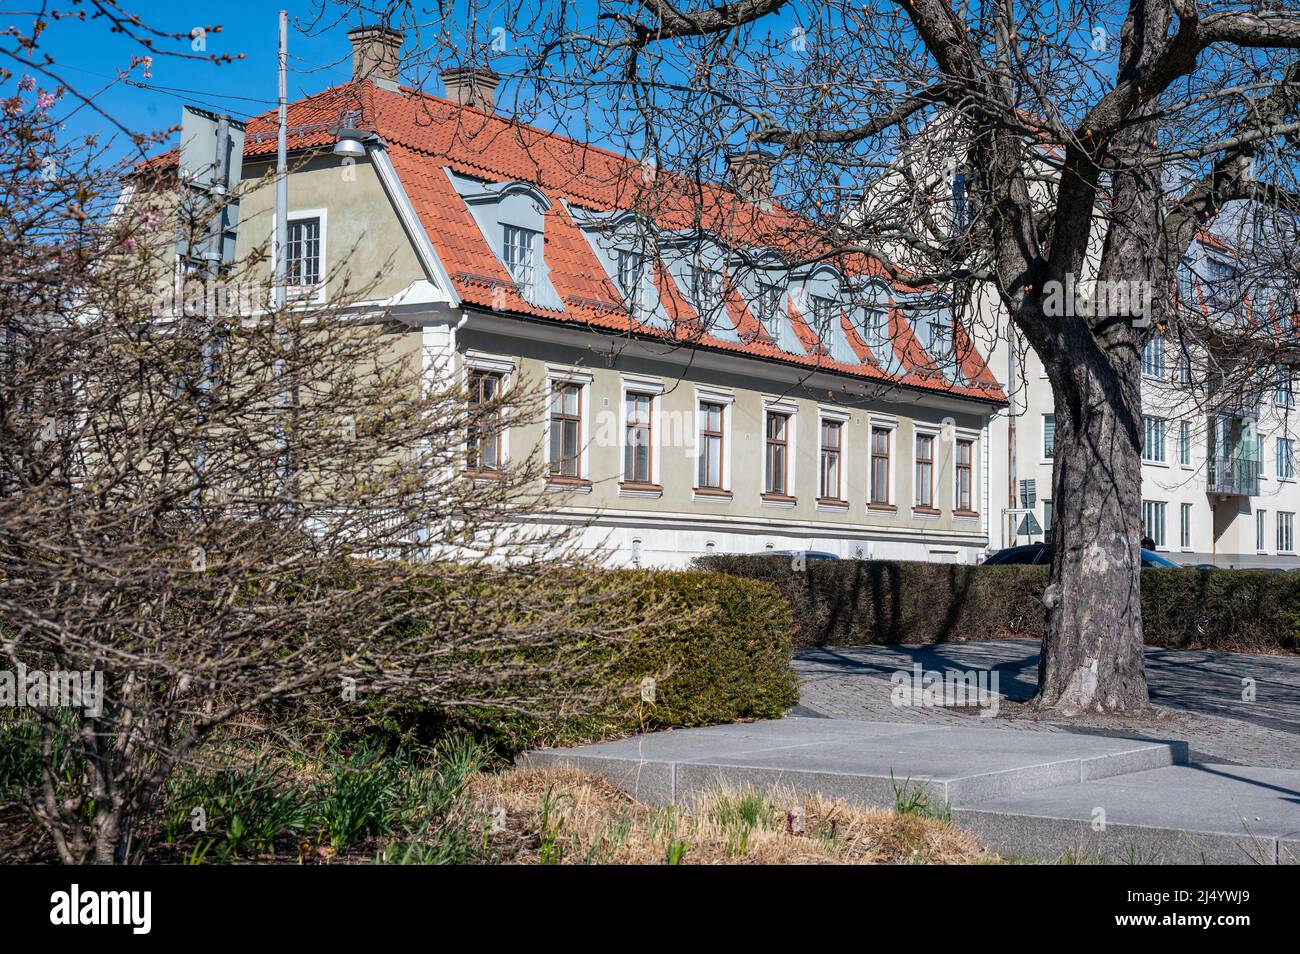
[757,282,783,338]
[287,216,321,287]
[1176,352,1191,385]
[623,392,653,484]
[1142,500,1167,549]
[693,266,720,304]
[466,370,504,472]
[1278,370,1294,408]
[1179,420,1191,467]
[1258,509,1268,552]
[1180,502,1192,550]
[1279,512,1295,553]
[811,296,836,333]
[697,401,725,490]
[764,412,790,496]
[870,427,891,505]
[955,438,974,512]
[547,381,582,478]
[1143,416,1166,463]
[616,249,644,313]
[1043,499,1053,532]
[865,307,889,349]
[1043,414,1055,459]
[914,432,935,508]
[819,419,843,501]
[1142,334,1165,377]
[502,225,537,295]
[1278,437,1294,479]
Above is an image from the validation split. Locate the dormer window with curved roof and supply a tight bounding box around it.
[446,170,565,311]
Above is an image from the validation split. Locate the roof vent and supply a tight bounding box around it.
[726,150,775,208]
[347,26,403,87]
[441,67,501,113]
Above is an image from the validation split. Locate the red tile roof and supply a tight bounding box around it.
[160,80,1006,404]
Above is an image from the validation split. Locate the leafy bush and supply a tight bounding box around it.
[695,555,1299,654]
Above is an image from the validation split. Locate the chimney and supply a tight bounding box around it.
[441,67,501,113]
[727,150,775,208]
[347,26,403,87]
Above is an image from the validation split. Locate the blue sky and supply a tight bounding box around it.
[18,2,355,155]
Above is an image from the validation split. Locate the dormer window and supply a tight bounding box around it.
[865,306,889,349]
[757,281,783,337]
[811,295,835,332]
[616,248,645,313]
[502,224,537,295]
[693,266,720,304]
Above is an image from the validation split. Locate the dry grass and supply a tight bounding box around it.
[464,768,993,864]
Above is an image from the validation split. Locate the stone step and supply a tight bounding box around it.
[520,717,1185,810]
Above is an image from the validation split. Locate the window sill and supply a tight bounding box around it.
[761,492,798,508]
[953,509,980,520]
[816,498,850,512]
[912,506,942,518]
[867,502,897,513]
[545,476,592,494]
[464,469,507,484]
[693,487,732,502]
[618,481,663,499]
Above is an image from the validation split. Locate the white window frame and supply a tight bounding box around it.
[1278,436,1295,482]
[868,415,898,508]
[543,365,593,485]
[762,397,799,503]
[1142,334,1165,379]
[1142,499,1167,550]
[693,386,734,498]
[463,353,515,471]
[619,375,664,493]
[1142,415,1167,465]
[1257,509,1268,554]
[952,428,980,516]
[273,207,328,303]
[1179,502,1193,551]
[1280,511,1296,555]
[816,407,850,508]
[1042,413,1055,463]
[1179,419,1192,469]
[912,423,941,512]
[502,224,539,296]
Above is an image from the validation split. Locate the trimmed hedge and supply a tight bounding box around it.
[360,568,800,755]
[693,555,1300,654]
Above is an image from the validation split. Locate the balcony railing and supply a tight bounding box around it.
[1207,454,1261,496]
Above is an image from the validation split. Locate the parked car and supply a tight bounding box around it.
[983,542,1180,568]
[764,549,840,561]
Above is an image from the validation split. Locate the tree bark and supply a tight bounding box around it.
[1033,347,1150,715]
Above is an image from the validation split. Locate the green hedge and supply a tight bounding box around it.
[358,568,800,755]
[693,555,1300,654]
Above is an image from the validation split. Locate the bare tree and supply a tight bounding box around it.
[0,15,662,864]
[334,0,1300,714]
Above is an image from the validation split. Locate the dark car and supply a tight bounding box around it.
[982,542,1179,568]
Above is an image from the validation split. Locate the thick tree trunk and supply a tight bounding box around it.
[1032,353,1150,715]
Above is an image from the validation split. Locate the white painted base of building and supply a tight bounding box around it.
[547,511,988,569]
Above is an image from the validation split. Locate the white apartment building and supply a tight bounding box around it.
[987,233,1300,568]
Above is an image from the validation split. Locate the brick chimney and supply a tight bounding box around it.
[727,150,775,208]
[347,26,403,87]
[441,67,501,112]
